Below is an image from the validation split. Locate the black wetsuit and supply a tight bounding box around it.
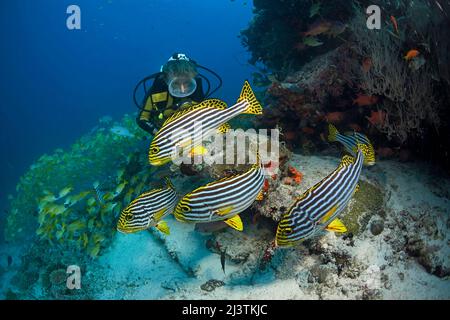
[137,73,205,134]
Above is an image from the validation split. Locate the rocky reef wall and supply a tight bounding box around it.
[242,0,450,170]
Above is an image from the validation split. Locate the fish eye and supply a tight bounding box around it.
[181,206,190,213]
[125,213,134,221]
[151,146,159,154]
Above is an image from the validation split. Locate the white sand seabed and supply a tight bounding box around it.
[90,154,450,299]
[1,154,448,299]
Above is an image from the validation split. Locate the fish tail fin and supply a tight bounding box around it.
[328,123,339,142]
[164,177,174,190]
[237,80,262,115]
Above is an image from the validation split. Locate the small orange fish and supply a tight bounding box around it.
[348,123,362,132]
[362,57,372,73]
[325,111,345,124]
[390,16,399,34]
[301,127,315,135]
[353,94,379,107]
[284,131,297,141]
[367,110,387,126]
[302,20,333,37]
[404,49,420,61]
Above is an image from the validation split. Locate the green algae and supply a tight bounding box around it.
[341,180,385,235]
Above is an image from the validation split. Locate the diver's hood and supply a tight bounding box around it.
[168,76,197,98]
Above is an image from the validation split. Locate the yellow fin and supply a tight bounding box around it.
[325,218,347,233]
[217,122,231,134]
[354,183,360,194]
[163,99,227,126]
[256,190,264,201]
[155,221,170,235]
[153,208,167,221]
[320,205,337,224]
[224,215,243,231]
[328,124,339,142]
[237,80,262,115]
[215,206,233,216]
[340,155,356,167]
[190,145,208,157]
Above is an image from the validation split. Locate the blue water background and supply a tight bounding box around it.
[0,0,254,232]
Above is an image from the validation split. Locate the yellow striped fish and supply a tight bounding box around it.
[276,146,366,248]
[328,124,376,166]
[117,178,177,235]
[173,154,265,231]
[148,80,262,166]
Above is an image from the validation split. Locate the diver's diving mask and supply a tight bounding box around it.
[167,76,197,98]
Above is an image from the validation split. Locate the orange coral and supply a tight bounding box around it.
[288,166,303,184]
[263,179,269,192]
[353,94,379,107]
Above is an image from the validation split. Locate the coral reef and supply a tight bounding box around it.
[243,0,450,169]
[349,3,443,143]
[240,0,362,74]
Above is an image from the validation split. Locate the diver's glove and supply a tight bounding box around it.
[136,117,158,135]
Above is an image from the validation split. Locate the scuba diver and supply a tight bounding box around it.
[133,53,223,134]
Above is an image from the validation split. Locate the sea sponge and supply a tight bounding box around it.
[340,180,385,235]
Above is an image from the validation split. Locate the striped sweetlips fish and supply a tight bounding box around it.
[148,80,262,166]
[328,124,375,166]
[275,146,366,247]
[173,153,265,231]
[117,178,177,235]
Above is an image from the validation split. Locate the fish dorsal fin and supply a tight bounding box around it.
[325,218,347,233]
[340,155,356,167]
[237,81,262,115]
[320,205,338,224]
[224,215,243,231]
[162,99,227,126]
[217,122,231,134]
[153,207,167,221]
